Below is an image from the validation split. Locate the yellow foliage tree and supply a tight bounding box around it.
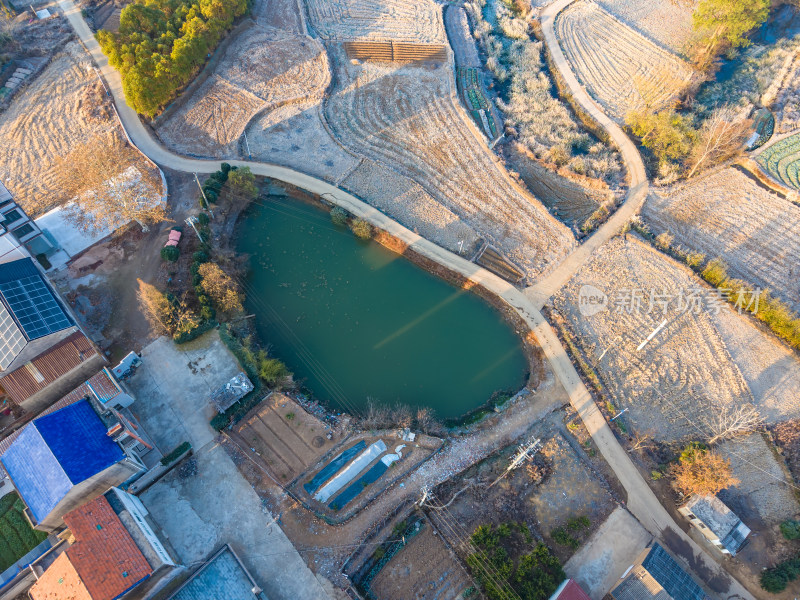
[670,444,739,497]
[198,262,243,313]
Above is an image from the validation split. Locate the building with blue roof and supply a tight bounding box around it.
[0,399,144,532]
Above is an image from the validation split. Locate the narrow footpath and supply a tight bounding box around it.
[57,1,752,598]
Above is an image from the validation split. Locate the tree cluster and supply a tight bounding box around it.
[96,0,250,117]
[625,107,749,179]
[688,0,770,70]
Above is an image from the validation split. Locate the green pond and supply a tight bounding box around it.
[236,194,528,420]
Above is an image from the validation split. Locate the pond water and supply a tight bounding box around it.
[236,194,528,420]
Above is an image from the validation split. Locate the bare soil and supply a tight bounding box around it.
[304,0,445,42]
[368,524,472,600]
[157,27,329,159]
[556,0,694,123]
[593,0,696,55]
[0,41,157,216]
[551,236,800,443]
[772,418,800,484]
[643,167,800,312]
[230,392,339,484]
[428,413,617,566]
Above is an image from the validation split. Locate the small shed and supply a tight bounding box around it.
[211,372,254,412]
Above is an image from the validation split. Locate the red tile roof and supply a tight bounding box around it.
[552,580,592,600]
[30,496,152,600]
[0,332,99,404]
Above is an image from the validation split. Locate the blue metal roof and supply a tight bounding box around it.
[0,400,125,524]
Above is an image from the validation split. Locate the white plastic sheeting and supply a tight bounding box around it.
[380,444,406,467]
[314,440,386,503]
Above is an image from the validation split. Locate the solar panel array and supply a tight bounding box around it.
[0,275,71,340]
[0,303,25,369]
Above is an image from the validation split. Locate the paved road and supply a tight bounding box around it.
[58,1,753,598]
[524,0,649,309]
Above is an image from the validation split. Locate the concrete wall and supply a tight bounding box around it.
[35,461,143,533]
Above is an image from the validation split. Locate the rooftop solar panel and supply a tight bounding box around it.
[0,303,25,369]
[0,275,71,340]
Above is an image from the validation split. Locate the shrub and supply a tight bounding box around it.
[160,246,180,262]
[210,412,230,431]
[330,206,349,226]
[160,441,191,466]
[551,527,579,549]
[655,232,674,251]
[221,163,232,174]
[701,257,729,286]
[566,516,590,532]
[780,519,800,540]
[258,357,288,386]
[349,217,373,240]
[193,250,210,263]
[686,251,705,269]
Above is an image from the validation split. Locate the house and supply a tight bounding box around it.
[168,544,266,600]
[0,398,145,532]
[678,495,750,556]
[550,579,592,600]
[611,542,707,600]
[0,182,55,261]
[0,255,105,425]
[28,488,180,600]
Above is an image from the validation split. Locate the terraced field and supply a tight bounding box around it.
[642,168,800,312]
[757,132,800,190]
[326,52,575,278]
[305,0,445,42]
[556,0,694,122]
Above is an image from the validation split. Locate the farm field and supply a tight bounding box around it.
[340,158,481,254]
[366,524,471,600]
[245,101,360,183]
[156,27,329,158]
[642,167,800,312]
[0,42,158,216]
[594,0,696,54]
[756,132,800,190]
[771,51,800,133]
[507,143,614,231]
[0,492,48,573]
[325,49,575,279]
[304,0,445,42]
[556,0,694,122]
[552,237,800,443]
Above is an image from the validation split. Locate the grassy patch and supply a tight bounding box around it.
[0,492,48,572]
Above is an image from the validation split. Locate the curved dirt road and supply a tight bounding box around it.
[524,0,649,309]
[57,1,752,598]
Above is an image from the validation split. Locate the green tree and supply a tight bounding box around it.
[627,109,697,172]
[691,0,770,68]
[226,166,257,201]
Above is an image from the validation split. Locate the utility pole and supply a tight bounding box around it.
[458,240,464,254]
[243,131,252,159]
[194,173,214,217]
[185,216,204,244]
[610,408,629,421]
[636,319,668,352]
[488,437,541,488]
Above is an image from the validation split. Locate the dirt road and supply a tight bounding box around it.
[58,1,753,597]
[524,0,649,309]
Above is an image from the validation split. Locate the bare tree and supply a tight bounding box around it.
[686,107,750,178]
[56,134,167,232]
[701,402,763,445]
[628,433,656,453]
